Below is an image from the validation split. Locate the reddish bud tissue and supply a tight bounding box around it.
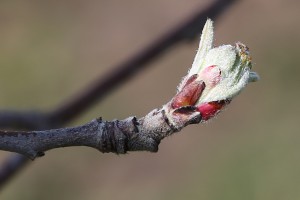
[172,65,229,121]
[197,101,229,121]
[171,75,205,109]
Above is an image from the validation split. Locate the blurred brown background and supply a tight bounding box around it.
[0,0,299,199]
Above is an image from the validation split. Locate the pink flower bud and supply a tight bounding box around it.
[198,65,221,88]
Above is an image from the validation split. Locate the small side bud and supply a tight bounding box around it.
[197,100,230,121]
[171,76,205,109]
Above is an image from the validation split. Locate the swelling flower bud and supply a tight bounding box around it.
[176,18,259,121]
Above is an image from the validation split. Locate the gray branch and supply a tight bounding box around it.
[0,102,201,159]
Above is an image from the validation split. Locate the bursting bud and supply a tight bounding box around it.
[173,19,259,122]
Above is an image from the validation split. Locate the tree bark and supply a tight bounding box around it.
[0,103,201,159]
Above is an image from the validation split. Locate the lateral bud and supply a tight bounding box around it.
[171,75,205,109]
